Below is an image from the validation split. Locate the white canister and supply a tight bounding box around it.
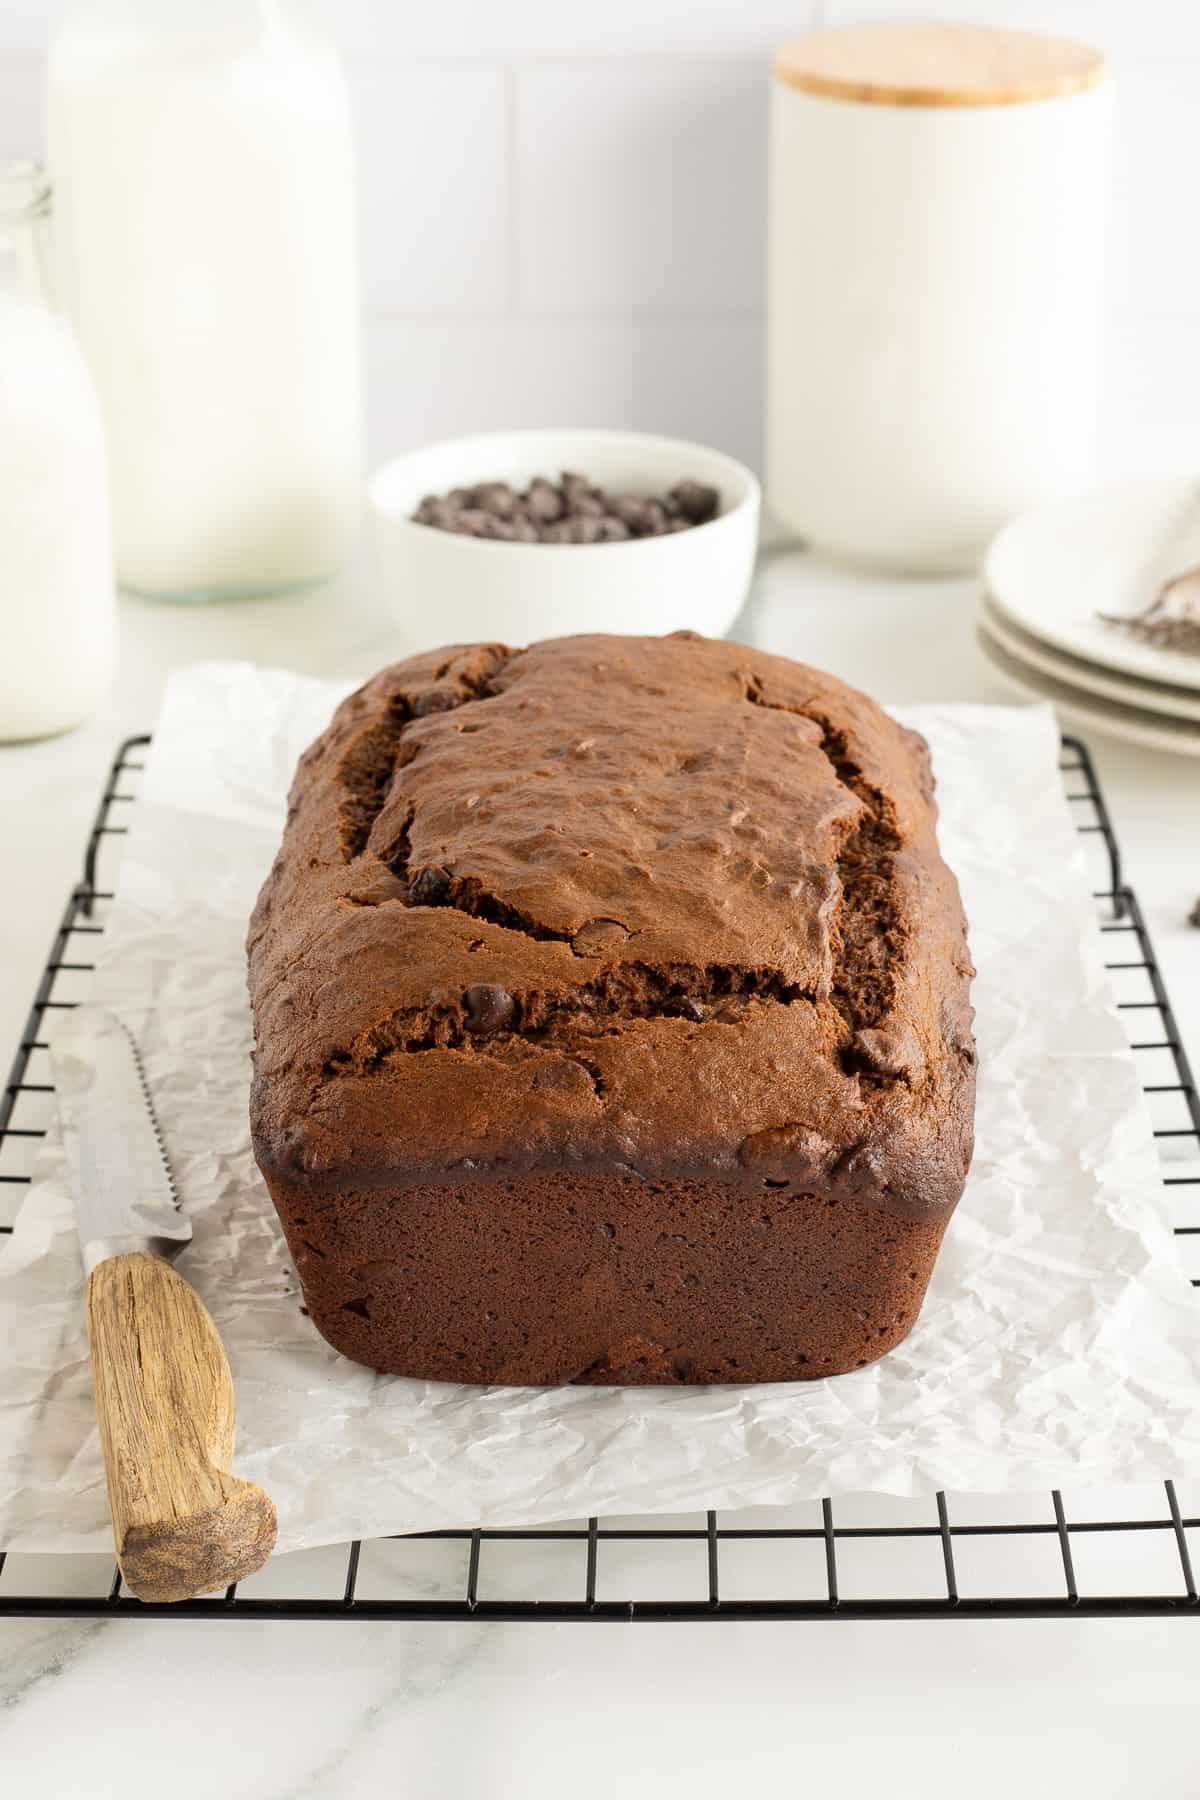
[48,0,363,602]
[767,24,1112,574]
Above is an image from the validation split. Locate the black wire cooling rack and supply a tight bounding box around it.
[1,734,1198,1622]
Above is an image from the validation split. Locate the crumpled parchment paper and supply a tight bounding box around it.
[1,662,1197,1554]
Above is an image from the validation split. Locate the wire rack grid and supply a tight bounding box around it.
[0,734,1198,1622]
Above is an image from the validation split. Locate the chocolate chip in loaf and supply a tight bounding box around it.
[463,983,517,1035]
[738,1124,829,1185]
[571,918,632,956]
[662,996,706,1023]
[851,1024,924,1081]
[832,1142,888,1189]
[409,864,453,903]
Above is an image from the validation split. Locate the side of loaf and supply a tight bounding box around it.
[247,631,976,1384]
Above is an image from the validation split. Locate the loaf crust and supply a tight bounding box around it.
[248,632,976,1383]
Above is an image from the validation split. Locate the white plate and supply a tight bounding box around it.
[977,620,1200,756]
[979,593,1200,724]
[984,478,1200,693]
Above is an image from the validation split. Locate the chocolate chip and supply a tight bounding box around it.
[531,1061,589,1093]
[469,482,517,518]
[410,470,722,544]
[463,983,517,1035]
[832,1141,887,1189]
[561,471,604,517]
[738,1124,829,1184]
[525,478,564,523]
[571,918,631,956]
[447,508,501,537]
[851,1024,924,1080]
[663,996,706,1022]
[669,479,719,524]
[611,495,653,532]
[544,516,608,544]
[409,865,452,904]
[412,690,459,717]
[413,495,457,528]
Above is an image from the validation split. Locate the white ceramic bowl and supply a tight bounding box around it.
[368,428,761,649]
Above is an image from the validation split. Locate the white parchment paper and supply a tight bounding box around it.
[2,662,1198,1554]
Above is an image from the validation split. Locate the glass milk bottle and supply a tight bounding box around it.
[49,0,363,602]
[0,161,115,741]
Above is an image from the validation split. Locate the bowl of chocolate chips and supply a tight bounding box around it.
[368,428,760,645]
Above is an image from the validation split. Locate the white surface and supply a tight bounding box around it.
[2,554,1200,1790]
[767,77,1111,571]
[370,428,759,645]
[979,596,1200,724]
[979,622,1200,757]
[985,478,1200,692]
[49,0,363,596]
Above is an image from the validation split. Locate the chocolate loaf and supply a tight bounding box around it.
[248,632,976,1384]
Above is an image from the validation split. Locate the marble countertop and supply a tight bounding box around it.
[2,553,1199,1796]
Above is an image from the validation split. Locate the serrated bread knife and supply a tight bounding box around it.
[57,1006,276,1603]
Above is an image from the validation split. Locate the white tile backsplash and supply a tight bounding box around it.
[1102,315,1200,479]
[367,316,762,469]
[0,54,44,157]
[1110,64,1200,321]
[515,60,766,314]
[825,0,1199,63]
[327,1,822,59]
[352,64,509,314]
[0,0,57,54]
[1,0,1198,478]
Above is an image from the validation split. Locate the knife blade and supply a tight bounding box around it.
[56,1005,277,1604]
[58,1008,191,1272]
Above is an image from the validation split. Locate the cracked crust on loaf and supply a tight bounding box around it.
[248,631,976,1383]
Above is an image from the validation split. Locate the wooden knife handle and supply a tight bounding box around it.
[85,1250,277,1604]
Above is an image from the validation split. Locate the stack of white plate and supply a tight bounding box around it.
[980,479,1200,756]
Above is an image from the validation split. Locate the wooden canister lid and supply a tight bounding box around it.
[774,23,1108,108]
